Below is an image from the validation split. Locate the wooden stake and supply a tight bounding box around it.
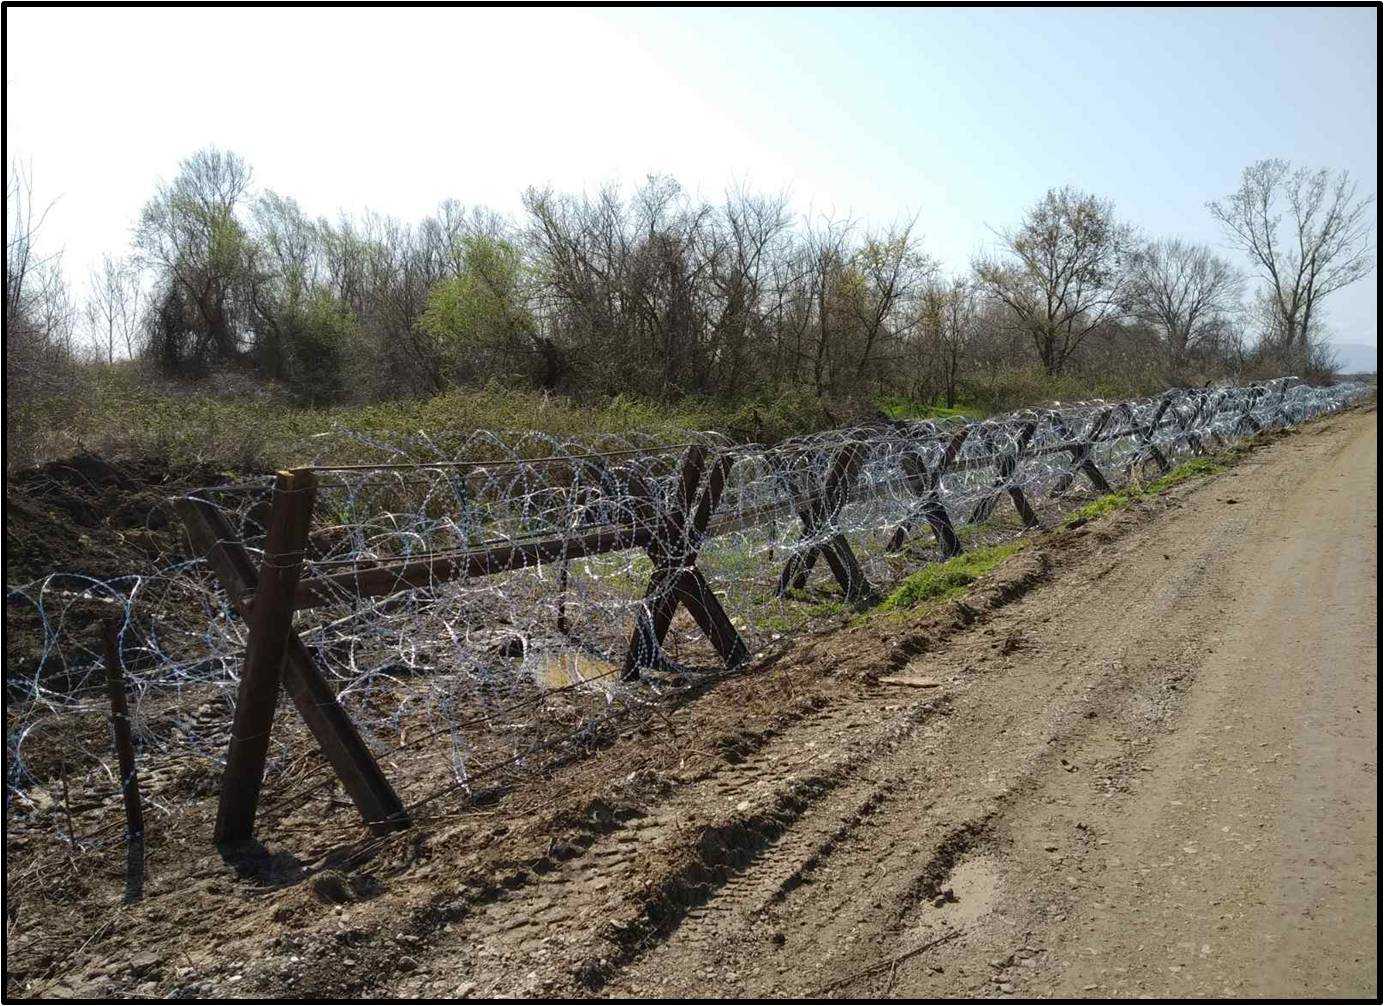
[777,441,876,601]
[214,469,316,845]
[102,618,144,901]
[623,447,748,676]
[970,419,1040,528]
[1049,408,1114,496]
[887,427,968,556]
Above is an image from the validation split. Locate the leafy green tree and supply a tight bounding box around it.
[417,234,551,385]
[135,148,258,374]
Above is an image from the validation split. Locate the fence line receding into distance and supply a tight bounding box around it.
[4,377,1370,853]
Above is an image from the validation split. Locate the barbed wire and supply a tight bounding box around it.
[4,377,1368,854]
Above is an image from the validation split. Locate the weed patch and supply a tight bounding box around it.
[1065,457,1226,528]
[876,543,1024,613]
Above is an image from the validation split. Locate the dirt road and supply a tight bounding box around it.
[15,407,1376,1000]
[406,406,1378,999]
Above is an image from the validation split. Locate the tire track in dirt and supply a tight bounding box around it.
[407,685,952,995]
[386,457,1215,996]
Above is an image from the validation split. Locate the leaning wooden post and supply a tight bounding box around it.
[175,495,408,837]
[1173,392,1209,455]
[623,446,707,678]
[1050,408,1115,496]
[1233,386,1265,437]
[1135,398,1173,474]
[1201,391,1231,447]
[970,419,1039,528]
[622,446,748,677]
[1117,399,1172,477]
[215,468,316,846]
[102,618,145,901]
[1266,380,1293,427]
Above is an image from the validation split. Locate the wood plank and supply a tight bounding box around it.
[281,410,1193,610]
[675,569,750,667]
[292,523,657,608]
[878,674,943,689]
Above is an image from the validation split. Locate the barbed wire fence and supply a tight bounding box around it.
[4,378,1370,866]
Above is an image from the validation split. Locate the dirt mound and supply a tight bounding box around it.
[5,453,242,586]
[4,453,254,692]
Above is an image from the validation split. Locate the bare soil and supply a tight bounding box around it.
[6,406,1377,1000]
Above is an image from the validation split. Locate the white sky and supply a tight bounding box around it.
[5,7,1378,350]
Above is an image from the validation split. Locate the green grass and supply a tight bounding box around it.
[1064,457,1226,528]
[7,357,1234,478]
[868,455,1226,618]
[1145,456,1225,491]
[8,365,853,470]
[759,595,852,634]
[1063,491,1134,527]
[876,542,1025,613]
[876,395,983,422]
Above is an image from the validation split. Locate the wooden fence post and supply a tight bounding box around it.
[970,419,1040,528]
[1173,392,1209,455]
[623,447,749,677]
[1049,408,1114,496]
[175,489,409,841]
[1233,386,1266,436]
[102,618,144,901]
[1133,398,1173,474]
[214,468,316,845]
[1202,390,1231,447]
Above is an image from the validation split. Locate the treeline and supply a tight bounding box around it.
[6,151,1373,422]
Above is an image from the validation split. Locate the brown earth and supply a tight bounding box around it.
[6,406,1377,1000]
[4,453,247,689]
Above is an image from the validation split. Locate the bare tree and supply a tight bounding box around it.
[919,277,978,408]
[1127,238,1242,380]
[848,222,934,382]
[84,254,145,362]
[1208,160,1374,364]
[6,162,79,465]
[975,187,1134,376]
[6,161,74,351]
[799,217,854,397]
[703,188,793,397]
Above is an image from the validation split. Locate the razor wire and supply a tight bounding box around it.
[3,377,1369,851]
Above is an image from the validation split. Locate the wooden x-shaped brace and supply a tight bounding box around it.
[1232,386,1267,436]
[174,474,407,846]
[886,426,968,557]
[775,440,877,603]
[1169,392,1211,454]
[622,445,748,678]
[1117,399,1173,476]
[969,419,1040,528]
[1048,408,1115,496]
